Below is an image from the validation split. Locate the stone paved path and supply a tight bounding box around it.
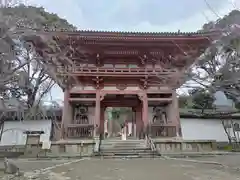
[1,157,240,179]
[52,158,240,180]
[190,154,240,168]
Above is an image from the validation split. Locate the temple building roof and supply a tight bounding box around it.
[22,29,221,90]
[40,29,221,36]
[35,29,221,43]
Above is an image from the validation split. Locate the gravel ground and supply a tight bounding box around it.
[190,154,240,168]
[0,159,74,179]
[1,156,240,179]
[50,158,240,180]
[0,159,72,171]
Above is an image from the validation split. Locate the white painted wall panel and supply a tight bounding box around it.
[0,120,52,146]
[180,118,240,142]
[2,118,239,144]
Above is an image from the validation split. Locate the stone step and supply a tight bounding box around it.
[101,142,146,146]
[96,151,160,158]
[101,143,147,149]
[97,155,153,159]
[97,139,157,158]
[101,139,145,143]
[113,144,146,148]
[101,146,147,151]
[101,143,145,146]
[100,148,152,152]
[102,146,148,150]
[102,150,151,154]
[101,140,146,145]
[102,142,146,145]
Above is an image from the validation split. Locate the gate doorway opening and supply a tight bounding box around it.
[104,107,136,139]
[99,94,142,140]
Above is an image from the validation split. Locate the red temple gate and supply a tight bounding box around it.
[25,30,219,140]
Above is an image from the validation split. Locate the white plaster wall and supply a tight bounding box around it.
[180,118,240,142]
[0,120,52,146]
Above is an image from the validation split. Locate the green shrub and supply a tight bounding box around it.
[223,145,233,151]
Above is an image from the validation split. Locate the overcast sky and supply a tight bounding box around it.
[26,0,239,102]
[29,0,239,32]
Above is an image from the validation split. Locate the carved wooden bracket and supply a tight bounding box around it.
[96,53,101,66]
[100,93,105,101]
[137,93,145,101]
[138,53,148,66]
[93,76,103,89]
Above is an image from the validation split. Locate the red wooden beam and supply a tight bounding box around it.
[69,89,173,94]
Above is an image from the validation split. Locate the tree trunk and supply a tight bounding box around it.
[222,120,232,144]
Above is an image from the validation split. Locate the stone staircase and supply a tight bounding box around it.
[96,138,159,158]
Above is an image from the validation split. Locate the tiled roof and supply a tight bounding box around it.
[40,29,221,37]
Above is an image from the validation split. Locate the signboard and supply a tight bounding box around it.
[42,140,51,150]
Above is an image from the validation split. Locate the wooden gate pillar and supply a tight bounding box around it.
[61,88,71,139]
[94,91,101,136]
[172,91,181,137]
[138,92,148,138]
[142,94,148,135]
[166,91,181,137]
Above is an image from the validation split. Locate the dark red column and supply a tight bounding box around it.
[100,107,105,135]
[142,93,148,129]
[61,89,70,139]
[94,90,101,136]
[172,91,181,137]
[137,92,148,138]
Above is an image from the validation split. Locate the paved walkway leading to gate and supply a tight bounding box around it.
[1,156,240,179]
[50,158,240,180]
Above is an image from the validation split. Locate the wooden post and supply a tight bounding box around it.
[142,93,148,136]
[94,91,101,137]
[172,91,181,137]
[137,93,148,138]
[61,89,70,139]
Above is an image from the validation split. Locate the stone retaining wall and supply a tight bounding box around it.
[49,141,95,156]
[0,145,25,158]
[24,140,96,157]
[154,139,217,153]
[0,139,218,158]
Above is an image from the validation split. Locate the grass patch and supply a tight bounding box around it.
[223,145,233,151]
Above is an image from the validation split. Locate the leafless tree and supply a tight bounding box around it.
[184,7,240,146]
[0,3,75,129]
[188,25,240,97]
